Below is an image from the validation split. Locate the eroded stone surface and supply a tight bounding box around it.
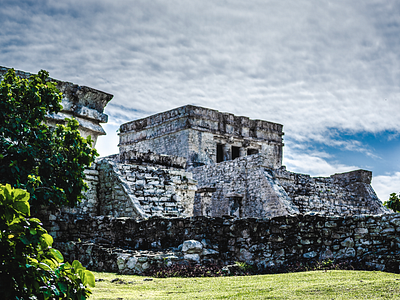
[0,66,113,146]
[119,105,283,168]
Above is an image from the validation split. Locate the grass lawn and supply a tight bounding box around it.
[90,270,400,299]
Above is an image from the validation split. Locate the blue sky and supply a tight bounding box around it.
[1,0,399,201]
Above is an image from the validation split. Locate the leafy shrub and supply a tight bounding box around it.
[0,184,95,299]
[234,261,253,272]
[0,69,98,211]
[384,192,400,212]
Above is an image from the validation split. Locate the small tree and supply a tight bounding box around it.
[384,192,400,213]
[0,69,98,210]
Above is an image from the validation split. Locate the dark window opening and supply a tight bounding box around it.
[232,146,240,160]
[247,148,259,156]
[216,144,224,163]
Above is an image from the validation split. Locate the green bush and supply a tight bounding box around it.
[0,69,98,211]
[0,184,95,299]
[384,192,400,213]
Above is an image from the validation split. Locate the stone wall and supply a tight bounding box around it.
[62,163,100,216]
[120,130,193,165]
[192,154,299,218]
[49,213,400,274]
[119,150,187,169]
[190,154,388,219]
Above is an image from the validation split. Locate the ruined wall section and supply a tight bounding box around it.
[275,168,389,216]
[53,214,400,274]
[191,154,299,218]
[0,66,113,146]
[96,157,197,219]
[120,149,187,169]
[62,163,100,216]
[119,129,192,165]
[119,105,283,168]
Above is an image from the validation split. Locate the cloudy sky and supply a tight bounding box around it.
[1,0,399,201]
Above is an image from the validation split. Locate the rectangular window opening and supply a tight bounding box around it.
[247,148,259,156]
[216,144,224,163]
[232,146,240,160]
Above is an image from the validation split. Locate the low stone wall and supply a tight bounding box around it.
[50,213,400,274]
[56,240,219,275]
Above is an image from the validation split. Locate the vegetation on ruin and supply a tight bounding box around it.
[384,192,400,213]
[0,69,97,211]
[0,70,97,298]
[90,270,400,299]
[0,184,95,299]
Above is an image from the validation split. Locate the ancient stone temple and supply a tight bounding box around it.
[7,67,397,275]
[119,105,283,168]
[1,66,389,219]
[112,105,389,219]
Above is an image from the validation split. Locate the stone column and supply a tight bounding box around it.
[239,147,247,157]
[223,144,231,161]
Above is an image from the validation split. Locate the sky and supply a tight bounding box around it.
[1,0,399,202]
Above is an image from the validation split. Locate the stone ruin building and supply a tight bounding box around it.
[0,66,113,147]
[95,104,388,220]
[1,65,388,219]
[4,66,399,275]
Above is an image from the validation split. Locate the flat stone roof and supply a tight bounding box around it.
[120,105,283,139]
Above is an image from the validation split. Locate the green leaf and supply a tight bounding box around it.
[38,261,52,271]
[41,258,58,270]
[81,270,95,287]
[29,218,42,225]
[3,184,12,203]
[13,200,30,216]
[57,281,68,293]
[40,233,53,249]
[72,260,85,272]
[20,235,31,245]
[13,188,30,202]
[48,248,64,263]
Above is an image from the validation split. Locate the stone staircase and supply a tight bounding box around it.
[97,157,196,219]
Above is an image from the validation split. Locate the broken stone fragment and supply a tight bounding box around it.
[201,248,219,256]
[184,253,200,262]
[182,240,203,254]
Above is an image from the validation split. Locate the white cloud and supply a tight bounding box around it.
[283,146,358,177]
[96,123,120,157]
[372,172,400,202]
[1,0,400,179]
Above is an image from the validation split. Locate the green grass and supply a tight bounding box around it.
[90,270,400,299]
